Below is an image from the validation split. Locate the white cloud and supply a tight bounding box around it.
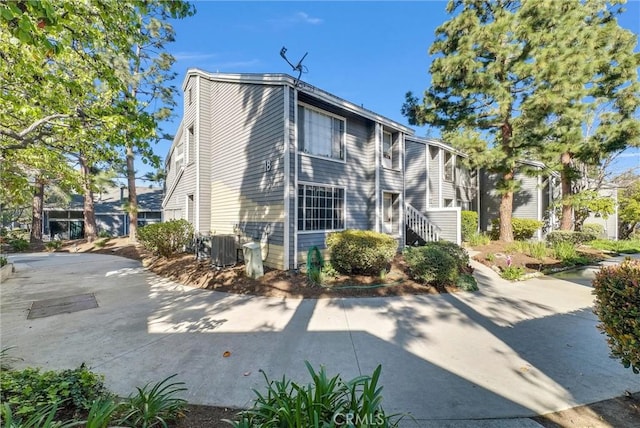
[295,12,323,25]
[173,52,218,61]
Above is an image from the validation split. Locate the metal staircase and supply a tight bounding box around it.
[405,203,441,243]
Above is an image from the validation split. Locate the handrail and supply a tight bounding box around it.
[405,203,441,243]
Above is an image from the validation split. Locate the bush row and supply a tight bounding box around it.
[490,218,543,241]
[546,230,597,245]
[137,219,194,257]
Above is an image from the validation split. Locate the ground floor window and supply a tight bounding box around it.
[383,192,400,235]
[297,184,345,231]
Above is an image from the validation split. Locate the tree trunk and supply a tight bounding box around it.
[559,152,573,230]
[30,177,44,243]
[127,144,138,242]
[79,155,97,243]
[499,171,515,242]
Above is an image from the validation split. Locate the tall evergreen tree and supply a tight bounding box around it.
[404,0,639,240]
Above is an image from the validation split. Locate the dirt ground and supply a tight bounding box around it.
[33,238,634,427]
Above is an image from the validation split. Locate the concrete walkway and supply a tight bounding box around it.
[1,252,638,427]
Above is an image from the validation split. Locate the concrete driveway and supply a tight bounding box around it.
[2,252,638,426]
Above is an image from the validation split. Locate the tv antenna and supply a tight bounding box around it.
[280,46,308,86]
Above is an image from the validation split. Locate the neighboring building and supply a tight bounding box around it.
[163,70,459,270]
[404,136,479,244]
[479,161,561,240]
[582,185,619,240]
[44,186,163,239]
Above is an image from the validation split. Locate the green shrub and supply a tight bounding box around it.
[501,265,526,281]
[326,230,398,275]
[229,362,400,427]
[120,374,187,428]
[97,230,111,238]
[137,220,194,258]
[592,259,640,373]
[0,257,6,267]
[44,240,62,252]
[461,210,478,242]
[546,230,598,245]
[403,245,459,286]
[94,238,110,248]
[423,240,470,272]
[582,223,605,238]
[491,218,543,241]
[485,253,495,262]
[457,274,479,291]
[505,241,528,254]
[467,232,491,246]
[553,241,578,262]
[0,365,109,419]
[9,238,29,252]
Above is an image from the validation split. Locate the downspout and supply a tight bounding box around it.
[195,75,200,232]
[400,133,405,247]
[283,85,290,270]
[374,123,381,232]
[425,142,430,209]
[537,172,542,240]
[438,148,443,208]
[293,88,299,269]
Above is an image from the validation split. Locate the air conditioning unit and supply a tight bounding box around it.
[211,234,238,267]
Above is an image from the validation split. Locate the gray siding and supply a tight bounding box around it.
[585,187,618,239]
[197,76,212,233]
[208,81,286,269]
[405,140,427,212]
[424,209,460,244]
[479,168,543,233]
[296,97,377,261]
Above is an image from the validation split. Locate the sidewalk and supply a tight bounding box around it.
[2,252,638,426]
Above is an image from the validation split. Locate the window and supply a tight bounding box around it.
[174,143,184,171]
[444,152,454,182]
[297,184,345,231]
[187,126,195,163]
[188,87,192,105]
[187,194,194,224]
[298,104,345,161]
[383,192,400,235]
[444,198,454,207]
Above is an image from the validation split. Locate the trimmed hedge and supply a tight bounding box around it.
[404,245,459,286]
[137,219,194,258]
[326,229,398,275]
[592,259,640,373]
[490,218,543,241]
[461,211,478,242]
[546,230,597,245]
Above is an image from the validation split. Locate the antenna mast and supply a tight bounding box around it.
[280,47,308,86]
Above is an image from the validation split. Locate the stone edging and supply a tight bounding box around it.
[1,263,15,282]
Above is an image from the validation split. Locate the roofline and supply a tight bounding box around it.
[405,135,468,158]
[183,69,414,134]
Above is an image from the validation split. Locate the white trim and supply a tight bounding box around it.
[537,173,542,240]
[293,90,299,268]
[283,86,290,270]
[297,102,347,164]
[374,123,381,232]
[400,133,405,246]
[161,167,184,208]
[425,143,430,208]
[438,148,443,208]
[194,75,200,232]
[476,167,481,232]
[183,69,413,134]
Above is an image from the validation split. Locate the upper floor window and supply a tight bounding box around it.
[174,143,184,171]
[444,152,454,182]
[382,130,400,169]
[188,87,192,105]
[187,126,195,163]
[298,104,345,161]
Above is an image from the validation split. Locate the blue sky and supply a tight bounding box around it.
[149,0,640,179]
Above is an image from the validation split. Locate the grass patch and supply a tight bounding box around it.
[589,239,640,254]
